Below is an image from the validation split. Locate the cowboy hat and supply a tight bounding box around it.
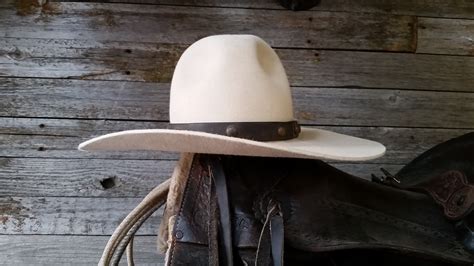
[78,35,385,161]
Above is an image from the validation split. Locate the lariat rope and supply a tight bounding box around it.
[99,178,170,266]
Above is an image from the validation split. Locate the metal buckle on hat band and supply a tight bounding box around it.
[169,121,301,141]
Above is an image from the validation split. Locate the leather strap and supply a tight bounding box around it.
[210,156,234,266]
[170,121,301,141]
[208,165,220,266]
[256,203,284,266]
[270,210,284,266]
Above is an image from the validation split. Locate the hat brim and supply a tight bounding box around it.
[78,127,385,161]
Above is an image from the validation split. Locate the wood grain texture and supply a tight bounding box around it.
[2,78,473,128]
[53,0,474,19]
[0,196,162,235]
[2,39,474,88]
[278,49,474,90]
[1,118,472,163]
[0,1,473,264]
[0,118,177,160]
[0,2,416,52]
[418,17,474,55]
[0,158,172,197]
[0,235,164,265]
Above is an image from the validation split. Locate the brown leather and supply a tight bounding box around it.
[376,132,474,252]
[389,132,474,210]
[414,170,474,220]
[169,121,301,141]
[374,170,474,221]
[166,154,473,265]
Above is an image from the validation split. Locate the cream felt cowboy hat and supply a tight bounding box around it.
[79,35,385,161]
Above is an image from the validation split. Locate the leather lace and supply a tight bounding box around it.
[210,157,234,265]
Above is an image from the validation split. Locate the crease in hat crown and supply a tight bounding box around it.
[169,34,295,124]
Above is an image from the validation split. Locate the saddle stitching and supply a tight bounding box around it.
[314,198,471,258]
[321,198,454,240]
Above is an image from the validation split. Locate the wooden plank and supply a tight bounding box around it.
[418,17,474,55]
[277,49,474,90]
[0,158,173,197]
[1,39,473,90]
[1,118,472,162]
[71,0,474,19]
[0,196,162,235]
[0,235,164,265]
[0,157,405,197]
[0,2,416,52]
[0,118,177,160]
[292,87,474,128]
[0,78,169,120]
[2,78,473,128]
[306,0,474,19]
[0,39,183,82]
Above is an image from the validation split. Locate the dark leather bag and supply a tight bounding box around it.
[163,152,473,265]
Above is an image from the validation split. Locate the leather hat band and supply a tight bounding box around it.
[170,121,301,141]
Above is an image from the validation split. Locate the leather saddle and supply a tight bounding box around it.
[375,132,474,253]
[160,133,474,265]
[99,133,474,265]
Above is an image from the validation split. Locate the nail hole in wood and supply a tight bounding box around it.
[306,39,312,44]
[124,49,132,54]
[308,17,313,22]
[124,70,131,75]
[388,95,398,103]
[39,124,45,128]
[100,176,117,190]
[37,147,45,151]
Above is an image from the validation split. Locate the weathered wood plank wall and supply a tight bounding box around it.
[0,235,163,264]
[0,0,473,264]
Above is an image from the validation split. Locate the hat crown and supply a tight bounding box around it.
[170,35,294,123]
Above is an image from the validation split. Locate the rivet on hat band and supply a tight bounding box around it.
[169,121,300,141]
